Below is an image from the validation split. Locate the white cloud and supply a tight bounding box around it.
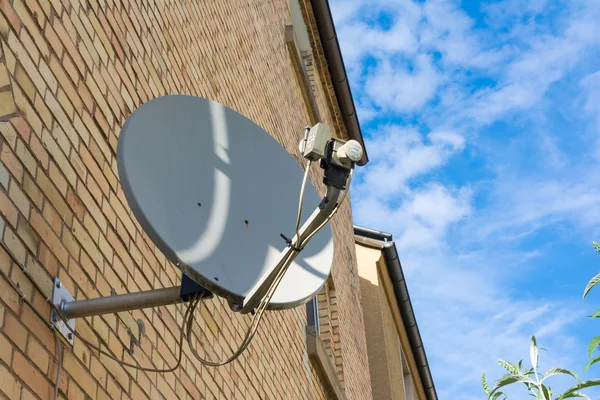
[365,54,441,112]
[357,125,465,197]
[354,183,471,250]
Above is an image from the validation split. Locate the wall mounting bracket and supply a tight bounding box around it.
[51,277,76,345]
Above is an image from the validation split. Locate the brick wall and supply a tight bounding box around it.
[0,0,373,399]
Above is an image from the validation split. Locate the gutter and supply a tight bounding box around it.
[354,227,438,400]
[310,0,369,166]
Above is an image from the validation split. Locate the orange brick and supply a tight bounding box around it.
[3,225,27,264]
[67,380,85,400]
[81,113,111,160]
[36,169,73,227]
[77,80,93,112]
[25,256,52,299]
[11,84,42,137]
[9,179,29,217]
[72,219,102,269]
[62,350,97,398]
[0,190,18,227]
[58,81,83,119]
[7,32,44,94]
[28,132,48,170]
[43,23,64,60]
[12,350,52,400]
[52,18,85,75]
[0,63,10,89]
[88,135,104,168]
[0,331,12,365]
[0,0,20,33]
[0,91,17,122]
[34,240,57,287]
[23,0,47,29]
[14,64,36,101]
[72,114,90,147]
[38,57,58,94]
[34,92,53,130]
[10,117,31,148]
[75,183,106,232]
[16,219,38,252]
[61,228,80,260]
[26,336,50,373]
[48,160,67,194]
[0,121,18,149]
[4,312,27,351]
[21,303,54,351]
[1,140,23,183]
[30,208,69,267]
[15,139,36,177]
[69,150,86,180]
[12,0,49,59]
[80,144,109,195]
[66,187,84,221]
[0,364,21,400]
[20,387,39,400]
[62,53,79,84]
[42,201,62,235]
[83,213,100,243]
[90,356,107,387]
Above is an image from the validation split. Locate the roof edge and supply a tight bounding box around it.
[310,0,369,166]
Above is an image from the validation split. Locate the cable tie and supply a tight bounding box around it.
[280,233,300,252]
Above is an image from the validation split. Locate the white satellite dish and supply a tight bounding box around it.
[44,94,360,366]
[117,95,336,310]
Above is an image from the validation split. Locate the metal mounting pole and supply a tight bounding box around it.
[51,275,211,345]
[60,287,184,320]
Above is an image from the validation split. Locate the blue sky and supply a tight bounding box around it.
[329,0,600,398]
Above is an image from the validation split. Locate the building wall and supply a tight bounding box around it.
[0,0,372,399]
[356,242,424,400]
[356,245,394,400]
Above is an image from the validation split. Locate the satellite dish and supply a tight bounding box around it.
[117,95,334,310]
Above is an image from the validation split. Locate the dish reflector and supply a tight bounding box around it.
[117,95,334,309]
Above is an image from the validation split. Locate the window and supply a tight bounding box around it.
[287,0,320,124]
[401,341,415,400]
[305,277,347,399]
[316,279,344,386]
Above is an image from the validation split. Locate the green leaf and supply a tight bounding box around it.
[576,378,600,390]
[583,273,600,298]
[590,310,600,319]
[489,375,538,396]
[482,373,491,396]
[560,378,600,399]
[530,336,539,369]
[490,392,505,400]
[542,367,579,383]
[583,355,600,372]
[558,392,591,400]
[498,359,519,375]
[540,385,552,400]
[588,337,600,358]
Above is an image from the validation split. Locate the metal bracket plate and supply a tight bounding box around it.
[51,277,75,345]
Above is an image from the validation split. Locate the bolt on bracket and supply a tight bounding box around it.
[51,277,76,345]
